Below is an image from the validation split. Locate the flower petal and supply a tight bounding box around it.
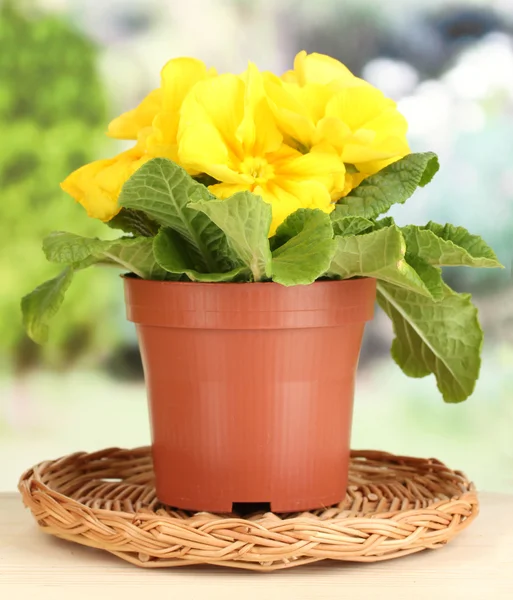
[146,113,180,161]
[341,143,397,164]
[256,182,303,235]
[179,74,245,157]
[298,83,335,123]
[107,88,162,140]
[160,57,215,112]
[341,130,410,164]
[326,84,393,131]
[275,144,345,192]
[61,160,116,220]
[236,63,283,156]
[60,148,149,221]
[146,58,216,161]
[264,74,315,146]
[254,176,335,235]
[284,51,355,86]
[315,116,352,147]
[178,122,248,183]
[354,137,411,175]
[208,182,252,198]
[364,107,409,141]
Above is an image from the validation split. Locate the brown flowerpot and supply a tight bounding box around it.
[124,277,376,513]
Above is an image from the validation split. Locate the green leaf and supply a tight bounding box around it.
[119,158,235,273]
[272,209,336,286]
[333,152,439,219]
[401,222,503,268]
[43,232,173,280]
[107,208,160,237]
[188,191,272,281]
[330,215,374,237]
[23,233,175,344]
[21,267,74,344]
[377,282,483,402]
[103,237,174,280]
[153,228,249,282]
[328,226,433,297]
[405,254,445,301]
[374,216,396,229]
[43,231,103,264]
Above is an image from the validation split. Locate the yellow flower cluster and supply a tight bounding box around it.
[62,52,410,233]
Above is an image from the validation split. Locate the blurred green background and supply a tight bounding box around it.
[0,0,511,493]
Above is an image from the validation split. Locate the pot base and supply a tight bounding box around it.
[152,441,351,513]
[154,491,346,514]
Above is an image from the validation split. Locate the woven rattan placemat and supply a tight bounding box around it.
[18,447,478,571]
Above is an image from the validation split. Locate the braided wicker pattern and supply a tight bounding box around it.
[18,447,478,571]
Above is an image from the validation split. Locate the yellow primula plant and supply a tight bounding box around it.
[22,52,503,402]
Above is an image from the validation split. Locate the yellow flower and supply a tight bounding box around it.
[60,137,149,221]
[266,51,410,198]
[178,63,344,233]
[62,52,409,227]
[106,57,214,146]
[146,57,217,163]
[63,58,215,220]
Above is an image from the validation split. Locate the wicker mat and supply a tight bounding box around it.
[18,447,478,571]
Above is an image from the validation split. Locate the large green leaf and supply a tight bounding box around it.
[188,191,272,281]
[333,152,439,219]
[401,222,503,268]
[271,209,336,286]
[103,237,173,280]
[377,282,483,402]
[43,231,103,264]
[153,228,249,282]
[405,254,444,301]
[328,226,434,297]
[330,215,374,237]
[43,231,172,280]
[107,208,160,237]
[119,158,235,273]
[23,232,175,344]
[21,267,74,344]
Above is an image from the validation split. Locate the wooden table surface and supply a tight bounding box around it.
[1,492,512,599]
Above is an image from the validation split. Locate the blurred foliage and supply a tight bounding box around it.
[0,2,120,370]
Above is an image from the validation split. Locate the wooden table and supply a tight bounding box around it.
[1,492,512,599]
